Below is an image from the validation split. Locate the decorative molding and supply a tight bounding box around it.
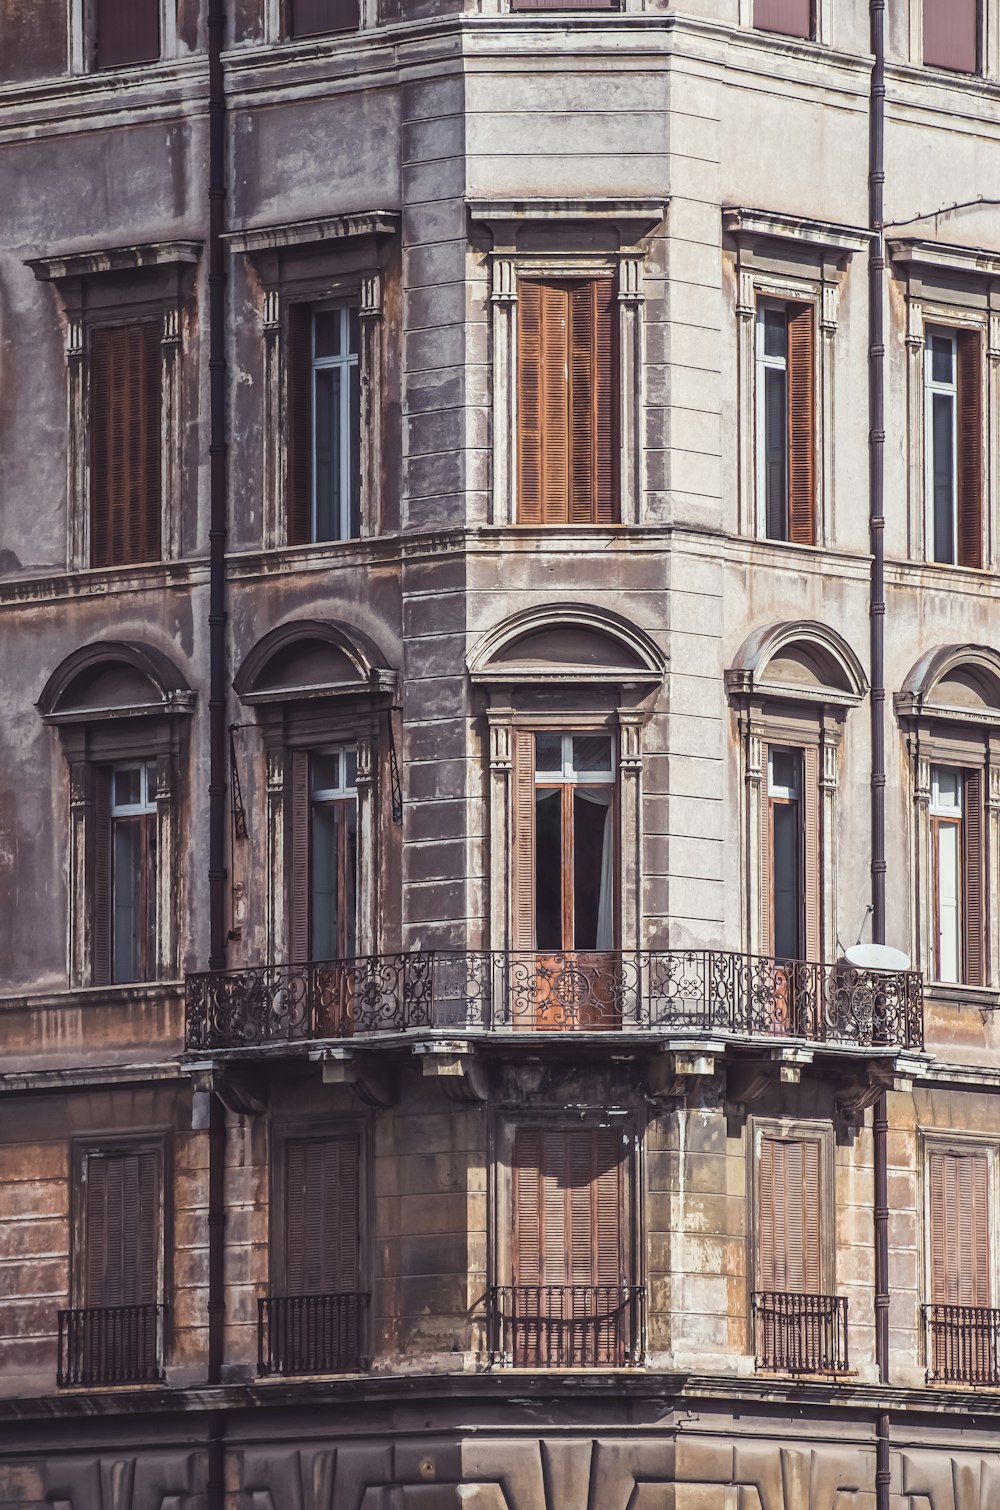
[468,197,666,251]
[889,236,1000,278]
[224,211,399,256]
[724,205,870,257]
[27,241,201,283]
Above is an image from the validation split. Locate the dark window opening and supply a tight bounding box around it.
[925,326,982,568]
[90,322,162,568]
[531,731,614,953]
[756,300,815,544]
[768,747,803,961]
[288,306,361,545]
[93,0,160,69]
[289,0,361,40]
[107,762,158,985]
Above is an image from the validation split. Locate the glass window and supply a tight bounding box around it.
[930,765,963,983]
[925,329,959,565]
[310,749,358,961]
[768,746,803,961]
[533,731,615,952]
[757,305,789,541]
[312,307,360,543]
[110,761,158,984]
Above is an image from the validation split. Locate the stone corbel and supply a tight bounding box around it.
[321,1048,399,1108]
[413,1041,488,1103]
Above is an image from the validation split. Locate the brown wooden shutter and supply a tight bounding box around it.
[511,730,536,951]
[84,1149,159,1307]
[758,1134,821,1293]
[290,0,360,34]
[964,768,985,987]
[90,323,161,568]
[541,285,569,524]
[569,278,617,526]
[94,0,160,68]
[593,1129,625,1286]
[92,769,113,988]
[929,1149,990,1306]
[512,1127,543,1287]
[924,0,978,72]
[786,302,816,545]
[289,751,310,962]
[957,329,983,568]
[285,1135,360,1295]
[513,1127,622,1288]
[803,744,821,962]
[759,742,772,955]
[754,0,812,36]
[287,304,313,546]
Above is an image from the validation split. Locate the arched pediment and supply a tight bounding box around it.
[234,619,395,704]
[897,644,1000,724]
[726,621,867,706]
[37,641,195,724]
[468,605,665,686]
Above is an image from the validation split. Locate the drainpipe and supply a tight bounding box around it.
[868,2,891,1506]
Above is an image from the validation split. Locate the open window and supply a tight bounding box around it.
[755,300,815,544]
[288,304,361,545]
[924,327,982,567]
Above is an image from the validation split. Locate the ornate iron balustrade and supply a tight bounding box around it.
[57,1303,165,1387]
[186,950,922,1050]
[489,1284,644,1368]
[925,1303,1000,1385]
[258,1292,369,1376]
[752,1291,849,1374]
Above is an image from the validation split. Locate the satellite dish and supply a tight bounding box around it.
[844,943,911,971]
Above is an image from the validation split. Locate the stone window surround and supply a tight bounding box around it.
[467,198,666,530]
[26,241,201,574]
[919,1130,1000,1362]
[267,1113,372,1305]
[889,238,1000,571]
[69,0,182,75]
[224,212,398,551]
[747,1115,837,1301]
[724,208,869,550]
[69,1133,169,1311]
[905,0,1000,78]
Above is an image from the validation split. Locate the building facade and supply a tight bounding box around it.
[2,0,1000,1504]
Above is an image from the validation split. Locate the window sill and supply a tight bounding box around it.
[924,983,999,1012]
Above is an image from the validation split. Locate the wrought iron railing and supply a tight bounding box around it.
[489,1283,644,1367]
[57,1303,165,1387]
[752,1291,849,1374]
[925,1303,1000,1385]
[258,1292,369,1376]
[186,949,922,1051]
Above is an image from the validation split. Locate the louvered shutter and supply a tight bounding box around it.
[90,323,161,568]
[787,303,816,545]
[289,751,310,962]
[541,285,569,524]
[517,282,544,525]
[754,0,812,36]
[593,1129,624,1286]
[803,744,821,961]
[84,1149,158,1307]
[964,769,985,987]
[511,731,536,951]
[290,0,360,34]
[94,0,160,68]
[285,1135,360,1295]
[957,329,983,569]
[923,0,978,72]
[287,305,313,546]
[92,769,113,987]
[930,1150,990,1306]
[569,278,617,526]
[759,742,772,955]
[758,1135,821,1294]
[513,1127,543,1288]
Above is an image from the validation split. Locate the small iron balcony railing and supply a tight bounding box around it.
[752,1291,849,1374]
[258,1292,369,1377]
[489,1283,644,1368]
[186,949,922,1051]
[925,1303,1000,1385]
[57,1303,165,1387]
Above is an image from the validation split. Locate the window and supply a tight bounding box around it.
[517,278,618,526]
[924,0,978,72]
[91,0,160,68]
[108,762,158,985]
[288,0,360,35]
[755,300,815,543]
[512,730,616,956]
[90,323,162,568]
[929,765,983,986]
[929,1148,990,1308]
[924,327,982,567]
[754,0,812,39]
[288,306,360,545]
[290,748,358,963]
[757,1133,821,1295]
[761,743,819,963]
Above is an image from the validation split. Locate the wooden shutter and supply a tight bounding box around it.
[929,1149,990,1306]
[287,305,313,546]
[511,730,536,951]
[94,0,159,68]
[786,303,816,545]
[84,1149,159,1307]
[90,323,161,568]
[288,751,311,962]
[513,1127,623,1287]
[513,1127,544,1287]
[754,0,812,36]
[569,278,617,526]
[957,329,983,568]
[758,1134,822,1294]
[285,1135,360,1295]
[290,0,360,34]
[803,744,821,962]
[92,769,113,987]
[964,768,985,987]
[924,0,978,73]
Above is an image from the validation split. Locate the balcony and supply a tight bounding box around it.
[57,1303,165,1387]
[752,1291,849,1375]
[489,1283,644,1368]
[925,1303,1000,1385]
[186,949,923,1052]
[258,1292,369,1376]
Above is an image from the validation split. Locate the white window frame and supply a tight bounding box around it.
[310,305,360,545]
[755,301,792,540]
[924,328,960,565]
[929,764,964,985]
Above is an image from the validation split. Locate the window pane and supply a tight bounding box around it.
[572,734,613,774]
[348,307,360,355]
[764,367,788,539]
[314,311,342,359]
[314,367,343,541]
[535,733,562,775]
[930,334,954,386]
[573,789,612,950]
[345,800,358,957]
[763,308,788,360]
[94,0,160,68]
[772,802,801,960]
[769,747,800,797]
[113,768,141,808]
[343,750,358,790]
[291,0,360,36]
[932,390,955,563]
[311,802,341,962]
[936,821,961,983]
[312,752,340,795]
[534,788,563,951]
[112,817,154,983]
[933,767,963,810]
[145,763,157,804]
[348,359,361,539]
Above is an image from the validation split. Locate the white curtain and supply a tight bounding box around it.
[575,787,614,950]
